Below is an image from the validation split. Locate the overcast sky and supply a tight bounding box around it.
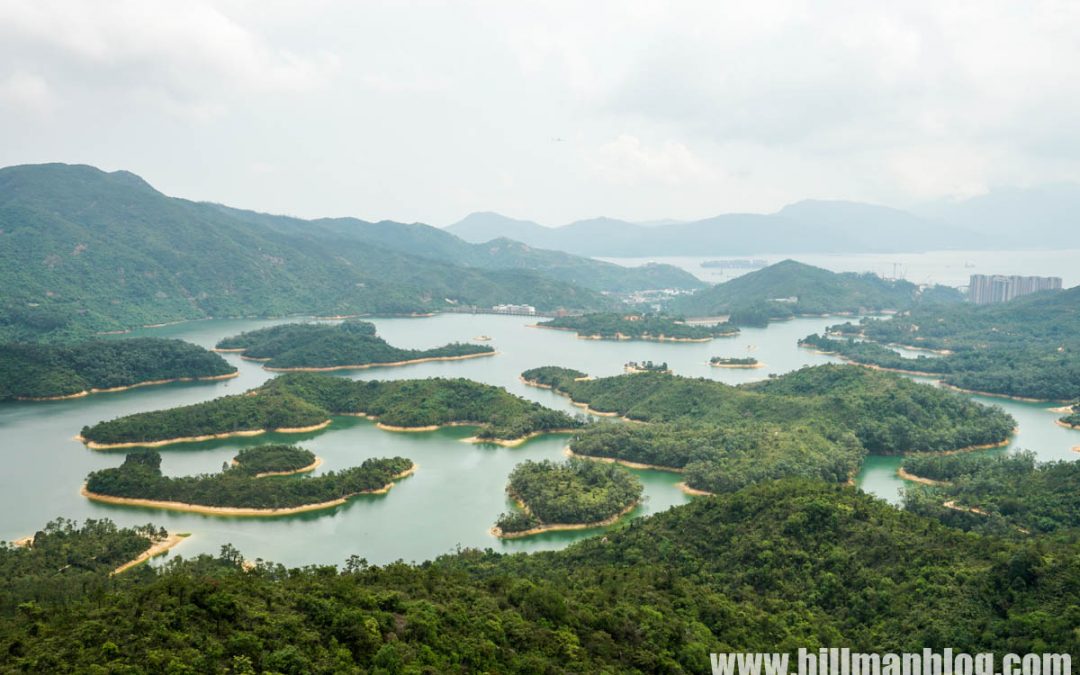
[1,1,1079,226]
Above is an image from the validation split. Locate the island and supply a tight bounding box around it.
[232,445,321,476]
[819,285,1080,401]
[902,451,1080,534]
[1059,411,1080,430]
[492,459,642,537]
[521,363,1014,495]
[709,356,762,369]
[214,320,495,371]
[83,447,415,516]
[0,338,237,401]
[78,372,583,449]
[536,313,738,341]
[624,360,670,374]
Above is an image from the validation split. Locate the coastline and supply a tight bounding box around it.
[564,447,684,473]
[78,419,332,450]
[232,456,323,478]
[491,500,639,539]
[80,465,416,517]
[1055,419,1080,431]
[938,383,1067,404]
[576,332,714,343]
[466,429,577,448]
[262,350,497,372]
[709,361,764,369]
[896,467,949,486]
[903,432,1014,456]
[675,481,713,496]
[16,371,239,401]
[113,533,189,575]
[1048,405,1077,414]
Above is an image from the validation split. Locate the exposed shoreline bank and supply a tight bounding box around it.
[113,533,189,575]
[262,350,497,372]
[896,467,949,486]
[491,500,639,539]
[78,419,332,450]
[232,456,324,478]
[17,371,239,401]
[563,447,683,473]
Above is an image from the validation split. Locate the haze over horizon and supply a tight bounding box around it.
[3,1,1080,226]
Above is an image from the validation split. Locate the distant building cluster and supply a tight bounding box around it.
[491,304,536,315]
[968,274,1061,304]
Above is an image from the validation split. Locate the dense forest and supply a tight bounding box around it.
[0,338,236,400]
[494,459,643,534]
[824,286,1080,400]
[1059,411,1080,428]
[214,320,493,369]
[667,259,962,320]
[539,313,738,340]
[524,364,1014,453]
[3,481,1078,671]
[80,373,583,446]
[710,356,759,366]
[233,445,318,475]
[85,448,414,511]
[902,451,1080,534]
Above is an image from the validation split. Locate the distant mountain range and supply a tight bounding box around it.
[448,187,1080,256]
[0,164,697,341]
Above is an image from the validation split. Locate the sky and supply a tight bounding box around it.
[2,0,1080,226]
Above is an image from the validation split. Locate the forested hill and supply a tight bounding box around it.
[0,163,645,341]
[667,259,962,321]
[3,481,1077,671]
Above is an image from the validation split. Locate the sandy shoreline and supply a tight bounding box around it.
[896,467,949,486]
[79,419,332,450]
[262,350,497,372]
[939,383,1066,404]
[113,533,189,575]
[709,361,764,369]
[466,429,577,448]
[1049,405,1077,414]
[232,456,323,478]
[520,376,642,421]
[564,447,683,473]
[675,481,713,496]
[1055,419,1080,431]
[17,371,239,401]
[491,500,639,539]
[81,465,416,517]
[903,432,1015,456]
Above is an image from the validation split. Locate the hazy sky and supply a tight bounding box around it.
[2,1,1079,226]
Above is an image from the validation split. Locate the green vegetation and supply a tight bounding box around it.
[0,338,235,400]
[495,459,643,534]
[233,445,317,475]
[1059,412,1080,429]
[3,482,1079,671]
[710,356,759,366]
[539,312,737,340]
[80,373,582,446]
[215,320,493,369]
[85,449,413,511]
[669,259,962,322]
[826,286,1080,400]
[624,360,668,373]
[903,451,1080,534]
[799,333,946,374]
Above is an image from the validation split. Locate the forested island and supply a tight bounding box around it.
[84,448,414,515]
[522,364,1014,494]
[624,360,669,373]
[537,313,738,341]
[214,320,494,371]
[0,338,237,401]
[232,445,320,476]
[4,479,1079,670]
[79,373,582,449]
[821,285,1080,401]
[902,451,1080,534]
[1059,410,1080,429]
[493,459,643,537]
[668,259,963,323]
[709,356,761,368]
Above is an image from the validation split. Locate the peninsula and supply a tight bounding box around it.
[78,372,583,448]
[536,312,738,341]
[492,459,642,537]
[83,447,415,516]
[0,338,237,401]
[215,320,494,371]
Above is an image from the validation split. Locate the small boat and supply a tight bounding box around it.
[473,335,492,342]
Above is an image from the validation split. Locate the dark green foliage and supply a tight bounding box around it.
[572,422,865,493]
[625,360,668,372]
[0,338,235,400]
[901,453,1003,483]
[215,320,492,369]
[828,286,1080,400]
[670,259,959,318]
[800,333,948,374]
[2,482,1078,671]
[521,366,588,387]
[86,449,413,510]
[233,445,316,475]
[710,356,758,365]
[1060,412,1080,428]
[0,519,159,616]
[903,451,1080,534]
[80,373,583,445]
[540,312,738,340]
[496,459,643,532]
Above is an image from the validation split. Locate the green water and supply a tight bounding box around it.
[0,314,1075,565]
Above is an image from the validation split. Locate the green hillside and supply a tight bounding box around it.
[668,259,961,322]
[0,164,615,341]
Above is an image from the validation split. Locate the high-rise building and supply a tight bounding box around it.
[968,274,1062,304]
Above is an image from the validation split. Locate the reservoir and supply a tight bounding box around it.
[0,313,1075,566]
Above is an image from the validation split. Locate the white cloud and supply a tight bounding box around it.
[588,134,719,186]
[0,71,54,113]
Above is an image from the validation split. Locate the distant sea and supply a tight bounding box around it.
[600,249,1080,288]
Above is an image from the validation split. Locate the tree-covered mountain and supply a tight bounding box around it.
[668,259,962,320]
[0,163,664,341]
[3,481,1078,671]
